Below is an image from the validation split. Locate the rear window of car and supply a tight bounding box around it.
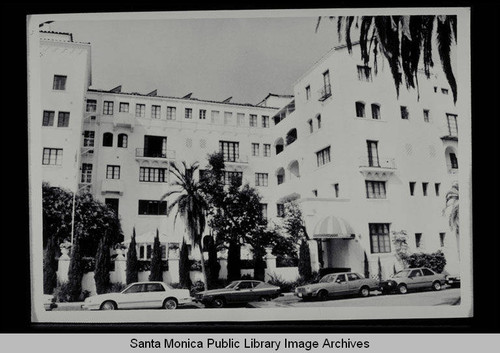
[347,273,361,281]
[422,269,434,276]
[146,283,165,292]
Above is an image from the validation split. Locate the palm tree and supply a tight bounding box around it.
[444,182,459,259]
[317,15,457,103]
[162,161,208,290]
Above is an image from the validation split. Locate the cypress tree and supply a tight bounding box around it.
[126,227,139,284]
[179,239,191,289]
[227,240,241,282]
[94,237,110,294]
[378,256,383,281]
[149,229,163,282]
[43,235,58,294]
[67,236,84,302]
[206,236,220,289]
[364,251,370,279]
[298,239,312,281]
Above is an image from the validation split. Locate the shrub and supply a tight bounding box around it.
[406,250,447,273]
[108,282,127,293]
[190,280,206,296]
[276,255,299,268]
[43,236,58,294]
[298,239,312,280]
[54,282,90,302]
[66,236,84,302]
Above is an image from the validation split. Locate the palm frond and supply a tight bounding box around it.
[436,16,457,103]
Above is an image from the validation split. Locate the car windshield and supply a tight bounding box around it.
[225,281,239,289]
[392,270,411,278]
[319,274,335,283]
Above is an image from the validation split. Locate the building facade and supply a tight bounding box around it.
[39,31,460,278]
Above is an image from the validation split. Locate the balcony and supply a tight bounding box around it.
[101,179,124,195]
[223,154,249,165]
[318,85,332,102]
[358,157,396,179]
[135,149,176,160]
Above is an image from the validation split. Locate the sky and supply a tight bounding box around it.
[41,13,343,105]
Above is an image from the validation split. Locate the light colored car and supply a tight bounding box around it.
[43,294,57,311]
[295,272,380,300]
[379,267,447,294]
[81,281,192,310]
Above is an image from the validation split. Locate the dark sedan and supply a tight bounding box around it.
[194,280,281,308]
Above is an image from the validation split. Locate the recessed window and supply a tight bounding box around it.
[434,183,441,196]
[312,189,318,197]
[446,114,458,137]
[166,106,176,120]
[439,233,446,247]
[400,106,409,120]
[249,114,258,127]
[316,146,331,167]
[117,133,128,148]
[449,153,458,169]
[152,105,161,119]
[320,70,332,100]
[317,115,322,129]
[52,75,67,90]
[139,167,167,182]
[42,110,55,126]
[422,182,428,196]
[57,112,70,127]
[305,85,311,100]
[263,144,271,157]
[42,148,63,166]
[236,113,245,126]
[103,101,114,115]
[357,65,372,82]
[276,204,285,218]
[366,181,386,199]
[251,143,260,157]
[105,198,119,216]
[334,183,339,198]
[308,119,313,133]
[135,104,145,118]
[369,223,391,253]
[223,171,242,186]
[106,165,120,179]
[262,116,270,128]
[199,109,206,120]
[366,140,379,167]
[86,99,97,112]
[185,108,193,119]
[423,109,430,122]
[119,102,129,113]
[223,111,232,124]
[211,110,219,123]
[409,182,416,196]
[81,163,93,183]
[255,173,268,187]
[371,104,381,120]
[261,204,268,220]
[219,141,239,162]
[83,131,95,147]
[102,132,113,147]
[138,200,167,216]
[415,233,422,248]
[355,102,365,118]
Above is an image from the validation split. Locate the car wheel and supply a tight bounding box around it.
[397,284,408,294]
[212,297,225,308]
[432,281,442,291]
[163,298,178,310]
[317,290,329,301]
[359,286,370,297]
[100,301,117,310]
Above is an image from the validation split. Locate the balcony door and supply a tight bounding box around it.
[366,140,379,167]
[144,135,167,158]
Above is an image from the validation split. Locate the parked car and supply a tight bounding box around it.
[446,274,461,288]
[295,272,379,300]
[379,267,447,294]
[81,281,192,310]
[43,294,57,311]
[194,280,281,308]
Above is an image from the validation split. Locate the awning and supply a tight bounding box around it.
[312,215,356,239]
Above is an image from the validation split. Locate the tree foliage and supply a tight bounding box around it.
[318,15,457,103]
[179,239,191,289]
[298,239,312,280]
[43,235,58,294]
[149,230,163,282]
[205,235,221,289]
[444,181,460,259]
[126,228,139,285]
[66,235,84,302]
[94,237,111,294]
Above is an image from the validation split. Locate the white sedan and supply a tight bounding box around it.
[82,281,192,310]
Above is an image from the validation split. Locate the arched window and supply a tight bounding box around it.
[288,160,300,179]
[276,167,285,185]
[444,146,458,172]
[355,101,365,118]
[118,133,128,148]
[285,128,298,145]
[102,132,113,147]
[275,137,284,155]
[371,104,381,120]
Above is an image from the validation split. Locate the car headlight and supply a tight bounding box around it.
[305,286,312,292]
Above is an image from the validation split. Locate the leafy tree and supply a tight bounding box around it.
[126,227,139,285]
[392,230,410,267]
[43,235,58,294]
[149,230,163,282]
[66,235,84,302]
[406,251,447,274]
[283,201,311,279]
[179,239,191,289]
[163,161,208,290]
[94,237,111,294]
[205,235,221,289]
[318,15,457,103]
[444,182,459,259]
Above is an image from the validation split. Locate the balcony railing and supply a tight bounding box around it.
[135,148,176,159]
[359,157,396,169]
[318,85,332,101]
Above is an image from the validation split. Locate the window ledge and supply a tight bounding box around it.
[353,117,386,122]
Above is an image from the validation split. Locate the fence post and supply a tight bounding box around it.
[57,246,71,284]
[264,248,277,281]
[218,249,228,280]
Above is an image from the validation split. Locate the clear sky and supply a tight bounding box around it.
[41,12,343,105]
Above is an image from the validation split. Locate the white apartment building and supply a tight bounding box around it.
[39,31,460,277]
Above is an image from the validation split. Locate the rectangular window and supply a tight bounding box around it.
[57,112,70,127]
[439,233,446,247]
[52,75,67,90]
[236,113,245,126]
[447,114,458,137]
[423,109,430,122]
[42,148,63,165]
[166,106,176,120]
[152,105,161,119]
[105,198,119,216]
[42,110,55,126]
[400,106,409,120]
[224,111,232,125]
[261,204,268,220]
[356,102,365,118]
[371,104,380,120]
[262,116,269,128]
[277,204,285,218]
[263,144,271,157]
[219,141,239,162]
[185,108,193,119]
[369,223,391,253]
[83,131,95,147]
[223,171,243,186]
[317,115,322,129]
[366,140,379,167]
[106,165,120,179]
[81,163,93,183]
[211,110,219,123]
[435,183,441,196]
[409,182,416,196]
[366,181,386,199]
[255,173,268,187]
[103,101,114,115]
[119,102,129,113]
[249,114,258,127]
[422,182,428,196]
[450,153,458,169]
[139,167,167,182]
[138,200,167,216]
[199,109,206,120]
[143,135,167,158]
[357,65,372,81]
[322,70,332,98]
[305,85,311,100]
[334,183,339,198]
[308,119,314,133]
[415,233,422,248]
[251,143,260,157]
[312,189,318,197]
[86,99,97,112]
[316,146,331,167]
[135,104,145,118]
[277,174,284,185]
